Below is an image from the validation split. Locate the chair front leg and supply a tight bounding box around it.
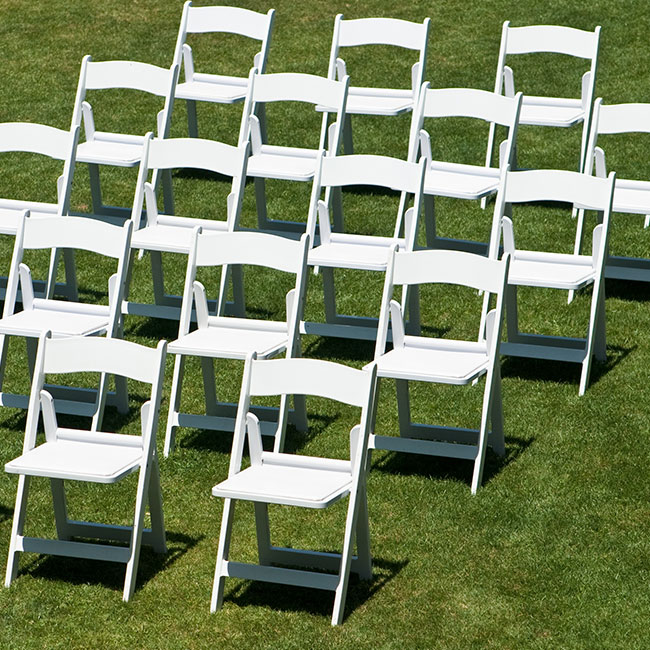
[211,498,237,612]
[5,475,31,586]
[164,354,186,457]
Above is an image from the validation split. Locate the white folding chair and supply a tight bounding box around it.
[303,151,426,340]
[488,168,615,395]
[172,2,274,138]
[0,122,80,300]
[125,132,249,320]
[71,55,179,219]
[322,14,430,154]
[0,215,132,419]
[164,230,309,456]
[370,248,510,493]
[408,85,522,250]
[574,99,650,283]
[487,22,600,172]
[211,355,378,626]
[238,70,349,233]
[5,334,167,602]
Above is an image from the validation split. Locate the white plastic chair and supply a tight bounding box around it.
[323,14,430,154]
[488,168,615,396]
[0,122,80,300]
[172,2,274,138]
[164,230,309,456]
[408,85,522,250]
[5,334,167,602]
[238,70,349,233]
[125,132,249,321]
[303,151,426,340]
[574,99,650,283]
[71,56,179,219]
[211,355,378,626]
[370,247,510,494]
[487,22,600,172]
[0,215,132,419]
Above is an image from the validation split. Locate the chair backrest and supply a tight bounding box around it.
[0,122,80,216]
[375,247,510,359]
[173,2,274,75]
[494,21,600,98]
[71,55,179,139]
[239,70,349,154]
[307,151,426,248]
[229,354,378,477]
[130,133,249,230]
[178,230,310,339]
[23,333,167,451]
[327,14,430,91]
[408,84,522,165]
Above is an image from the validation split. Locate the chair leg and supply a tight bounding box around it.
[488,370,505,457]
[580,280,606,396]
[504,284,520,342]
[147,455,167,554]
[26,337,38,378]
[395,379,412,437]
[5,475,30,586]
[161,168,175,215]
[200,357,219,416]
[0,334,11,392]
[230,265,246,318]
[322,267,338,324]
[569,207,588,303]
[164,354,186,456]
[424,194,437,248]
[211,498,237,612]
[150,251,167,307]
[186,99,199,138]
[404,283,421,336]
[342,114,354,155]
[50,478,72,540]
[273,393,291,453]
[88,163,104,214]
[354,487,372,581]
[254,177,269,230]
[253,502,272,565]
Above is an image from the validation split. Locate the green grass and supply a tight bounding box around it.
[1,0,650,648]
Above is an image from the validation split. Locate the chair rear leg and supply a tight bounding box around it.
[395,379,412,437]
[88,163,104,214]
[254,177,269,229]
[253,502,272,565]
[200,357,218,416]
[342,114,354,155]
[50,478,72,541]
[147,455,167,554]
[186,99,199,138]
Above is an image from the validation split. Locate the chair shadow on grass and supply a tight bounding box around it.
[606,278,650,302]
[0,504,13,523]
[21,530,202,595]
[223,555,408,622]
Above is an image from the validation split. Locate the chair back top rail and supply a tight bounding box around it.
[0,123,78,159]
[184,3,274,38]
[592,99,650,135]
[84,58,176,96]
[502,22,601,58]
[335,15,430,50]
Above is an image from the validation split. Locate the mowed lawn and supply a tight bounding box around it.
[1,1,650,648]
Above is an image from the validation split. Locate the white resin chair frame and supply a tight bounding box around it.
[211,355,378,626]
[371,247,510,493]
[172,1,274,138]
[323,14,430,154]
[303,150,426,341]
[238,69,349,233]
[71,55,179,219]
[5,334,167,602]
[408,85,522,251]
[487,22,600,173]
[164,230,310,456]
[0,215,132,420]
[488,168,615,395]
[125,132,249,321]
[574,99,650,283]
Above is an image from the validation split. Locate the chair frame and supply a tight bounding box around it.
[211,355,378,626]
[488,167,615,395]
[5,334,167,602]
[324,14,430,154]
[371,247,510,493]
[487,21,601,174]
[71,55,179,220]
[164,230,310,456]
[124,132,250,321]
[172,1,275,138]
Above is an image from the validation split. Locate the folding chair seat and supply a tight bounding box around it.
[408,85,522,251]
[487,22,600,172]
[574,99,650,283]
[211,355,377,625]
[238,70,349,233]
[488,168,615,395]
[369,248,509,493]
[0,215,132,418]
[124,132,249,320]
[71,56,179,219]
[303,151,426,341]
[172,2,274,138]
[321,14,430,154]
[0,122,80,299]
[5,334,167,602]
[164,230,309,456]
